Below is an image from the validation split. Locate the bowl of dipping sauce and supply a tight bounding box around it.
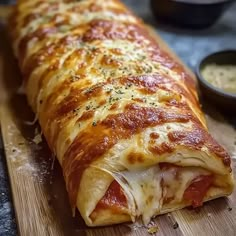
[150,0,234,29]
[196,50,236,113]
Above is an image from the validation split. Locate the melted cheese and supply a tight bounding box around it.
[13,0,139,57]
[113,165,209,224]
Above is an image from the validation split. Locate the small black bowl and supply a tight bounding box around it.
[150,0,234,29]
[196,50,236,113]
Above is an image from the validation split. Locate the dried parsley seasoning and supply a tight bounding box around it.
[139,55,147,61]
[86,105,91,110]
[109,96,113,104]
[115,89,124,95]
[110,71,115,77]
[125,83,133,89]
[149,102,158,107]
[93,105,100,110]
[92,121,97,126]
[105,88,113,94]
[71,75,81,81]
[84,87,94,94]
[72,108,79,113]
[144,65,153,74]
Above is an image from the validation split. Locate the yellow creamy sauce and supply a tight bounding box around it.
[201,64,236,94]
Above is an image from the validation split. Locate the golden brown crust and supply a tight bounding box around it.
[9,0,233,226]
[64,104,194,207]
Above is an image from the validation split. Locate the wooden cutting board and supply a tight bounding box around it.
[0,6,236,236]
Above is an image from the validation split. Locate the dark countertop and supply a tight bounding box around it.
[0,1,236,235]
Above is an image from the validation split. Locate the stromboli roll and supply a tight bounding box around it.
[9,0,234,227]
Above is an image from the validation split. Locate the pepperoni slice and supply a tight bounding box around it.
[183,175,214,207]
[94,180,127,212]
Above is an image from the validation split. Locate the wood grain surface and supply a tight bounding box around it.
[0,6,236,236]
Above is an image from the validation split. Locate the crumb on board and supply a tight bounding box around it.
[32,128,42,144]
[173,222,179,229]
[167,213,179,230]
[32,133,42,144]
[228,207,233,211]
[147,226,159,234]
[207,213,212,218]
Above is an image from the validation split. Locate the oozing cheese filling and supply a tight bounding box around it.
[91,163,213,224]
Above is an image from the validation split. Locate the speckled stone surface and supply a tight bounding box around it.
[0,139,17,236]
[0,1,236,235]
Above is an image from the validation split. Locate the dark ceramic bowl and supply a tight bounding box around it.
[196,50,236,113]
[150,0,234,29]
